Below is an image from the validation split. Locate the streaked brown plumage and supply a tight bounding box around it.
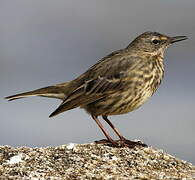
[5,32,187,147]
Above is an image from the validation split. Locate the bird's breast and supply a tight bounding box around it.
[118,57,164,113]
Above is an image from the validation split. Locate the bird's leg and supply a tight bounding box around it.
[91,115,118,146]
[102,115,124,140]
[102,115,147,148]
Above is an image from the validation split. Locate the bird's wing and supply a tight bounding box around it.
[49,49,143,117]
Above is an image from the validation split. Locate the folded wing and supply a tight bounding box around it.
[49,49,143,117]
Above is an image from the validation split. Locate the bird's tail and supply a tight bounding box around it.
[5,82,70,101]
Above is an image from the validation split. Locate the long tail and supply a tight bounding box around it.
[5,82,70,101]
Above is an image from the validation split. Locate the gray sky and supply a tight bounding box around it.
[1,0,195,164]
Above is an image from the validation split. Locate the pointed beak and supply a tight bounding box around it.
[170,36,188,44]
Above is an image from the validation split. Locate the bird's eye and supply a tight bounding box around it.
[152,39,160,44]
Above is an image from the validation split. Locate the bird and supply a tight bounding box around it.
[5,32,187,148]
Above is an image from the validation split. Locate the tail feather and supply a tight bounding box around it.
[5,83,69,101]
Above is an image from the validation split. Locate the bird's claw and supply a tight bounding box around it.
[95,138,147,148]
[95,139,118,147]
[117,138,147,148]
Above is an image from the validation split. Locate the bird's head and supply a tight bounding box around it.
[127,31,187,56]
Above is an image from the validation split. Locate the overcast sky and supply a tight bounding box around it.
[0,0,195,164]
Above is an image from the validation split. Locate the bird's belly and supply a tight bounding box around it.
[83,69,163,116]
[109,88,153,115]
[83,87,154,116]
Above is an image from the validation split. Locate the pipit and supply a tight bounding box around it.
[6,32,187,148]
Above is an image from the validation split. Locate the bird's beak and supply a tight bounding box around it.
[170,36,188,44]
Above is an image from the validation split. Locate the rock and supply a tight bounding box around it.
[0,143,195,179]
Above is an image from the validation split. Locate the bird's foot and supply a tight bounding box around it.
[95,138,147,148]
[117,138,147,148]
[94,139,118,147]
[95,139,110,144]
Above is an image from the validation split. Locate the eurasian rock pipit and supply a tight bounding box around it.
[6,32,187,147]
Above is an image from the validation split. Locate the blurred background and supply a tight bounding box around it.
[1,0,195,164]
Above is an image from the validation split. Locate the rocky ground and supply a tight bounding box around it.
[0,143,195,180]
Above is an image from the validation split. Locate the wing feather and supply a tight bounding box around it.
[49,49,143,117]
